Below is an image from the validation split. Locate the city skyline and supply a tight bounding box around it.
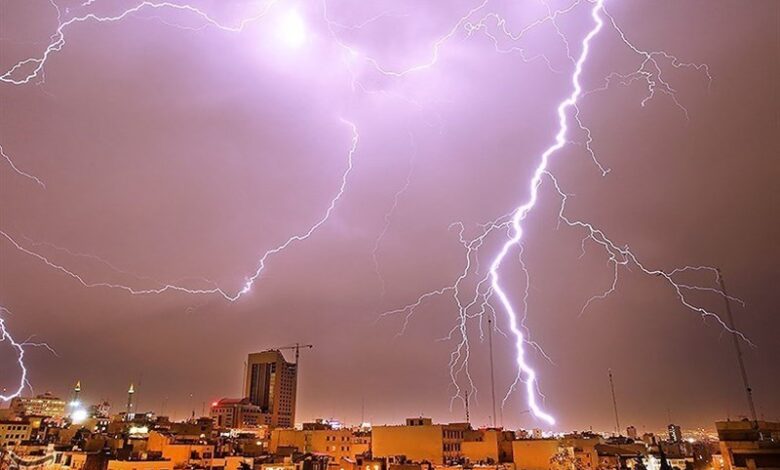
[1,0,778,435]
[3,346,773,434]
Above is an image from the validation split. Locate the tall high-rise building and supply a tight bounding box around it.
[626,425,638,440]
[244,350,297,428]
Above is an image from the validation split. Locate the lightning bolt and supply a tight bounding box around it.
[1,0,281,85]
[0,306,57,401]
[0,118,359,302]
[483,0,605,426]
[378,0,744,427]
[371,131,417,300]
[1,0,751,426]
[0,144,46,188]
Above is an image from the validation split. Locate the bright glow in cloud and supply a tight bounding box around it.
[275,10,307,49]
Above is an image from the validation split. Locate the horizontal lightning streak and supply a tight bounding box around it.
[0,120,360,302]
[1,0,280,85]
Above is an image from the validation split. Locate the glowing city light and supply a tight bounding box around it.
[71,407,89,424]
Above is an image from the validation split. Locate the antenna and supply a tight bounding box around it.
[242,361,247,397]
[717,269,758,425]
[608,369,620,435]
[465,391,470,424]
[487,317,498,428]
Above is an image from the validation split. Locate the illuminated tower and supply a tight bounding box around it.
[244,350,297,428]
[73,381,81,403]
[126,383,135,417]
[667,423,682,443]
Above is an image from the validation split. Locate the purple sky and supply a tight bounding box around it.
[1,0,778,432]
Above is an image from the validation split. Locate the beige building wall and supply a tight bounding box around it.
[270,428,307,453]
[146,431,170,452]
[372,425,445,464]
[107,460,172,470]
[160,443,214,467]
[561,437,601,470]
[512,440,562,470]
[310,429,356,461]
[270,428,362,461]
[463,430,503,463]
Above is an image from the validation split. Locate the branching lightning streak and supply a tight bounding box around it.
[1,0,281,85]
[234,119,360,299]
[0,306,56,402]
[1,0,752,423]
[482,0,605,425]
[379,0,745,426]
[0,119,359,302]
[372,132,417,300]
[0,144,47,188]
[544,171,754,346]
[18,234,219,289]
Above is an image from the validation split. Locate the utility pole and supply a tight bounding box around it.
[609,369,621,436]
[717,268,758,425]
[487,317,498,428]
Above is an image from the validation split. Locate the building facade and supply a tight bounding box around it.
[371,418,470,464]
[211,398,269,429]
[716,420,780,470]
[9,393,66,418]
[245,350,298,429]
[0,420,32,447]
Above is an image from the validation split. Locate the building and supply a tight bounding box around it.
[669,424,683,444]
[245,350,298,429]
[716,420,780,470]
[268,421,370,462]
[9,392,66,418]
[511,435,613,470]
[211,397,269,429]
[0,419,32,447]
[461,428,515,463]
[512,439,565,470]
[106,460,172,470]
[627,426,638,440]
[147,430,215,467]
[371,418,470,464]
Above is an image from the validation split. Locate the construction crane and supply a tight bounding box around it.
[275,343,313,364]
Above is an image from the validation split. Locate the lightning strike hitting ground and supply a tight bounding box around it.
[377,0,743,425]
[0,0,751,423]
[482,0,604,425]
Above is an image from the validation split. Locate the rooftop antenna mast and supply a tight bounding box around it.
[609,369,621,436]
[465,391,470,424]
[717,268,758,425]
[487,317,498,428]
